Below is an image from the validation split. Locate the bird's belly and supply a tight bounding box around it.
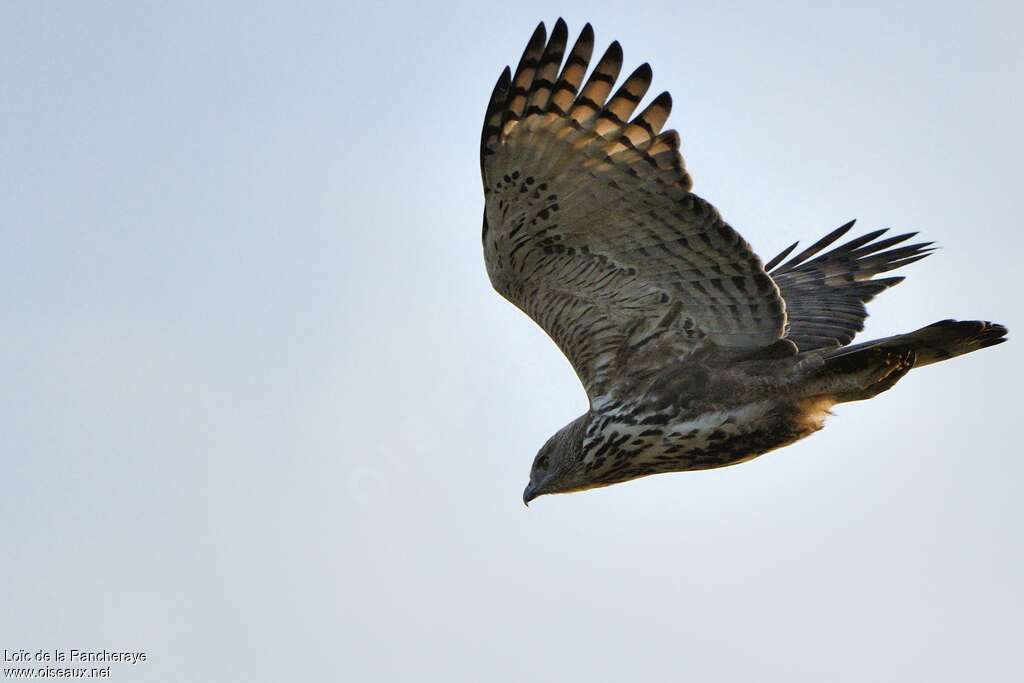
[584,398,833,484]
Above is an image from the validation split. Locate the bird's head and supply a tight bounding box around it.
[523,413,590,505]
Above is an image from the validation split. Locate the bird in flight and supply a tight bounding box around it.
[479,19,1008,504]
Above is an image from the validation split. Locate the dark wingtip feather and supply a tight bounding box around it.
[607,40,623,61]
[777,220,857,271]
[480,66,514,174]
[648,90,673,123]
[877,253,931,271]
[764,241,800,272]
[523,22,547,59]
[849,231,918,257]
[577,23,595,54]
[573,23,595,59]
[513,22,548,78]
[550,17,568,43]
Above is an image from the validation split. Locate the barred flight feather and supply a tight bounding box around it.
[768,222,936,350]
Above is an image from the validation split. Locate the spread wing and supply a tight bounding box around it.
[765,221,935,351]
[480,20,786,398]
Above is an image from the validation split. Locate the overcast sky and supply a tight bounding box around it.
[2,1,1021,681]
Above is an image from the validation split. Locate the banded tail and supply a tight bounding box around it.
[815,320,1007,403]
[828,319,1007,367]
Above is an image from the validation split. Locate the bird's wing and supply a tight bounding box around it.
[481,21,786,398]
[765,221,935,351]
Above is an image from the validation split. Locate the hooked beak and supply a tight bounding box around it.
[523,483,539,506]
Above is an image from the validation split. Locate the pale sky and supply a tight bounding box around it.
[2,1,1021,681]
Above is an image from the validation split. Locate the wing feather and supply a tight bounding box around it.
[548,24,594,115]
[568,41,623,127]
[769,222,936,350]
[525,19,568,115]
[481,21,786,397]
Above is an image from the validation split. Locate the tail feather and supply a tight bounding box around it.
[826,319,1008,369]
[807,320,1006,403]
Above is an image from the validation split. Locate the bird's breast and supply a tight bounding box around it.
[581,398,828,484]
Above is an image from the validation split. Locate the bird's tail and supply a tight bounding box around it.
[808,320,1007,403]
[825,319,1007,368]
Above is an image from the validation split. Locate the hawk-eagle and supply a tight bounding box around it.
[479,20,1008,504]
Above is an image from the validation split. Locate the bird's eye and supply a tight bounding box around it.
[535,455,550,471]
